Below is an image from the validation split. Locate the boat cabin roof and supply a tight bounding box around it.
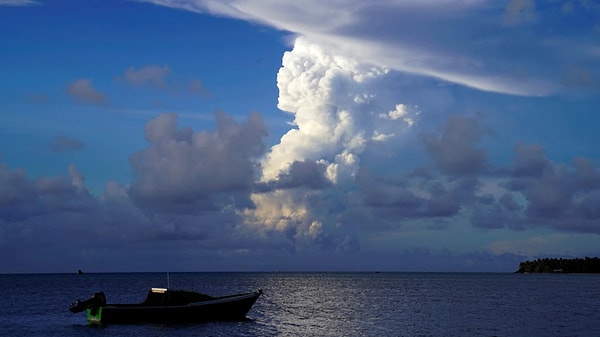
[143,288,215,306]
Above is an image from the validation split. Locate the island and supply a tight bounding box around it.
[516,257,600,273]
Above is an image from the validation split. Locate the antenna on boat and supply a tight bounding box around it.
[167,272,170,289]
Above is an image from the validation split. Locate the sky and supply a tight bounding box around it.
[1,0,599,273]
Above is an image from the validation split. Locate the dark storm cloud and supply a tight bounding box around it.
[470,195,526,231]
[359,172,423,212]
[572,157,600,191]
[499,193,521,211]
[424,182,462,217]
[511,143,548,177]
[274,160,331,190]
[0,165,34,204]
[0,164,94,221]
[351,114,600,235]
[0,111,279,272]
[129,111,268,213]
[0,164,38,221]
[3,110,600,273]
[498,144,600,233]
[422,115,488,176]
[356,168,462,221]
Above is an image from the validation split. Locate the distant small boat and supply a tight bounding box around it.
[69,287,262,324]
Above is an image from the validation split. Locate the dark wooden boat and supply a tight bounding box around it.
[69,287,262,324]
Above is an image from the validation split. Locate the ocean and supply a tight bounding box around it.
[0,272,598,336]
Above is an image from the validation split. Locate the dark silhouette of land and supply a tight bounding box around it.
[516,257,600,273]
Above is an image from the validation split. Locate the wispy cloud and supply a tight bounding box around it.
[502,0,537,26]
[0,0,40,6]
[118,64,211,97]
[50,134,85,154]
[139,0,599,96]
[25,93,49,104]
[122,64,171,88]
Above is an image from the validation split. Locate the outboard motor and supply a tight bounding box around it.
[69,292,106,313]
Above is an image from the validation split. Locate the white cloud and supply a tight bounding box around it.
[240,37,418,251]
[261,37,415,183]
[380,104,418,126]
[244,190,311,233]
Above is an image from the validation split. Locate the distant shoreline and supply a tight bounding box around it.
[516,257,600,273]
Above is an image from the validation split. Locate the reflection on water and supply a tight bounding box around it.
[1,272,599,336]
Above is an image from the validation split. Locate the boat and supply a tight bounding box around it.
[69,287,262,324]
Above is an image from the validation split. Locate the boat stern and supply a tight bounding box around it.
[86,307,103,324]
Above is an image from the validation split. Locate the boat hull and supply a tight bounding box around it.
[85,291,261,324]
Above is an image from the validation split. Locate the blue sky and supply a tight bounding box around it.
[1,0,600,273]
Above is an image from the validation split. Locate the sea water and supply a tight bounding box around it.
[0,272,598,337]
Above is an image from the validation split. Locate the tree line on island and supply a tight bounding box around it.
[516,257,600,273]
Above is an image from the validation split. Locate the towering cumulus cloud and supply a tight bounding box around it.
[263,37,416,183]
[246,37,417,251]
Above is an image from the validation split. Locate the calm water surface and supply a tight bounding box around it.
[0,272,598,336]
